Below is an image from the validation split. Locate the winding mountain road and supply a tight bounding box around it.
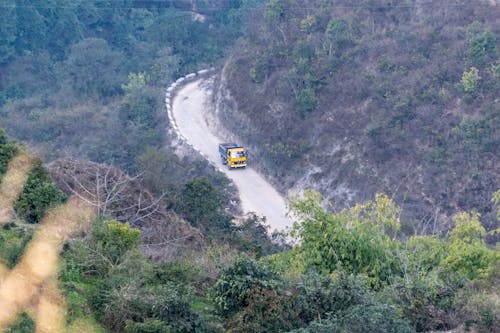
[170,78,293,232]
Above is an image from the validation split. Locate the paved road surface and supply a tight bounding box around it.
[171,79,293,232]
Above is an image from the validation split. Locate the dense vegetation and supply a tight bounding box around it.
[219,0,499,233]
[0,135,499,332]
[1,1,499,332]
[0,0,273,251]
[0,0,261,193]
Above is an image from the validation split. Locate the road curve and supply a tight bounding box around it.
[171,79,293,232]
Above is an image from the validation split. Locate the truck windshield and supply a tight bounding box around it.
[230,151,245,158]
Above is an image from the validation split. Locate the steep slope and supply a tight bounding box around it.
[48,158,205,261]
[170,77,292,231]
[216,0,500,233]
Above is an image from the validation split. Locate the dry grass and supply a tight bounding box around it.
[34,278,67,333]
[0,152,33,226]
[0,196,95,330]
[0,151,97,330]
[0,263,7,283]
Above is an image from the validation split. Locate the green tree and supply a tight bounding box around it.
[178,178,233,235]
[135,147,169,195]
[14,160,67,224]
[441,212,498,280]
[300,15,317,33]
[61,38,125,97]
[290,191,402,287]
[297,87,318,114]
[290,273,413,333]
[122,72,146,93]
[492,189,500,222]
[210,255,278,317]
[119,82,160,129]
[466,22,497,66]
[0,0,17,64]
[148,47,181,86]
[0,129,19,177]
[39,0,83,59]
[460,67,481,96]
[294,272,370,324]
[406,235,447,275]
[265,0,285,22]
[14,0,48,53]
[91,219,141,266]
[325,18,355,49]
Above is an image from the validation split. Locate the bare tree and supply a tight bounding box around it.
[47,158,205,261]
[48,158,164,227]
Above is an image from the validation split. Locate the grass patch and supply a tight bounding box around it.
[192,295,219,322]
[67,317,107,333]
[0,222,35,268]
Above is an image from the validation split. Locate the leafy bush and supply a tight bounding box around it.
[266,141,309,167]
[290,304,414,333]
[338,303,414,333]
[289,273,414,333]
[297,87,318,114]
[294,272,370,324]
[460,67,481,98]
[289,191,403,287]
[466,22,497,66]
[4,312,35,333]
[119,80,162,130]
[225,285,298,333]
[392,273,457,332]
[14,160,67,224]
[455,281,500,333]
[91,219,141,266]
[177,177,233,237]
[125,319,172,333]
[150,284,205,333]
[210,255,279,317]
[231,213,289,257]
[89,267,204,333]
[0,224,34,268]
[441,212,498,280]
[63,218,205,333]
[0,128,18,176]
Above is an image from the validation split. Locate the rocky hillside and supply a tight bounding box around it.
[215,0,499,233]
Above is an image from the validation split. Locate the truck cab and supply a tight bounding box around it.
[218,143,247,169]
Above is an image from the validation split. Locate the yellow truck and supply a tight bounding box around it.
[218,143,247,169]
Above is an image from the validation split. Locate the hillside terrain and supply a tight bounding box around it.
[0,136,498,332]
[0,0,258,185]
[216,0,499,233]
[47,157,206,261]
[0,133,281,332]
[0,1,499,332]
